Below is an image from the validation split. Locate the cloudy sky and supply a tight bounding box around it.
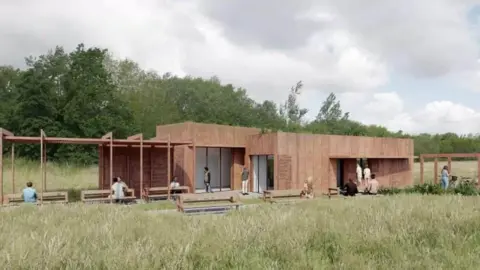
[1,0,480,134]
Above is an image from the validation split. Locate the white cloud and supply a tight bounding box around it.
[341,92,480,134]
[0,0,479,134]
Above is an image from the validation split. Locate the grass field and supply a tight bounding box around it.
[1,160,480,268]
[2,195,480,269]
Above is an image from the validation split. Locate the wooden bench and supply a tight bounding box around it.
[6,191,68,205]
[143,186,190,201]
[176,193,242,212]
[81,189,136,204]
[263,189,303,203]
[327,188,340,199]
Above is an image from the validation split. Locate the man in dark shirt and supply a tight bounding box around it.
[204,167,213,193]
[343,178,358,196]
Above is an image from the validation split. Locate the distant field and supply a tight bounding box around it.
[1,159,478,192]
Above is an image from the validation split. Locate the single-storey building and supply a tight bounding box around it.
[98,122,414,194]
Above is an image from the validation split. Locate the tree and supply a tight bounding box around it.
[2,44,480,163]
[279,81,308,129]
[315,92,349,122]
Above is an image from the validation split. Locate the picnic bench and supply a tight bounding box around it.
[81,189,136,204]
[5,191,68,205]
[176,193,242,213]
[143,186,190,201]
[263,189,303,203]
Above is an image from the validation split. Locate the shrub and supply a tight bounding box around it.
[452,182,479,196]
[379,182,480,196]
[378,187,402,195]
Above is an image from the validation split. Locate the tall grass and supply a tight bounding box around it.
[1,160,480,268]
[0,196,479,269]
[1,159,97,193]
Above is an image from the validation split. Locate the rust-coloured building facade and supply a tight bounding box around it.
[98,121,414,194]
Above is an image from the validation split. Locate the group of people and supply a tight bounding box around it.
[341,163,379,196]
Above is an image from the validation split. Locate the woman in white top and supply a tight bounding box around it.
[363,165,371,184]
[356,164,363,185]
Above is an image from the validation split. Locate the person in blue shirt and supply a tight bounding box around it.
[441,165,449,190]
[22,182,37,203]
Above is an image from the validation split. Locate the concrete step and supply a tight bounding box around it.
[183,205,238,215]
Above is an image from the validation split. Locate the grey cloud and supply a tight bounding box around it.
[198,0,479,78]
[198,0,324,50]
[327,0,479,77]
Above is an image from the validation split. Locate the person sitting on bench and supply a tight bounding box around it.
[22,182,37,203]
[170,176,181,199]
[364,174,379,195]
[111,177,127,203]
[343,178,358,197]
[300,176,314,199]
[170,176,180,190]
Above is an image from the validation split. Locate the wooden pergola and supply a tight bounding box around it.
[419,153,480,184]
[0,128,192,204]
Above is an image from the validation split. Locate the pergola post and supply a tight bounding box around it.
[477,155,480,186]
[419,155,424,184]
[447,157,452,177]
[40,129,46,205]
[140,134,143,201]
[167,134,171,200]
[433,158,438,184]
[42,130,47,192]
[192,135,196,192]
[0,128,13,205]
[0,130,4,205]
[102,132,113,204]
[11,143,15,194]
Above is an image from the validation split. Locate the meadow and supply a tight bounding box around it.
[0,160,479,269]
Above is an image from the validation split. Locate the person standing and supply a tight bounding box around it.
[356,163,363,186]
[363,164,371,185]
[204,167,213,193]
[241,167,249,195]
[441,165,449,190]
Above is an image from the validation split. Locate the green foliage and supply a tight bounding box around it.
[2,43,480,163]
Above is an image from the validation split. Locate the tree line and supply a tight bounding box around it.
[0,44,479,164]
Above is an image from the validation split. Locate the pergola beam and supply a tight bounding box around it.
[3,136,191,146]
